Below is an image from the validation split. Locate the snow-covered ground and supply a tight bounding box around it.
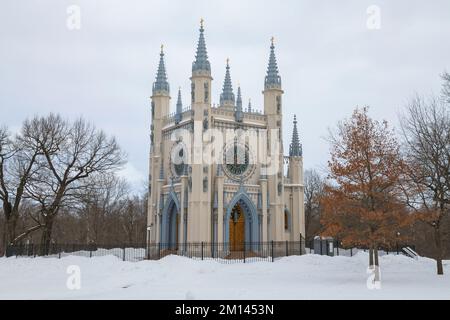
[0,252,449,299]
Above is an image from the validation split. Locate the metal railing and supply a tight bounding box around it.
[5,237,306,264]
[6,237,415,262]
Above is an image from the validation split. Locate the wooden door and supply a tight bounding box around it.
[229,205,245,251]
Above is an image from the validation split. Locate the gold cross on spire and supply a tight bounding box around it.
[226,57,229,65]
[271,36,275,45]
[160,44,164,53]
[200,18,204,28]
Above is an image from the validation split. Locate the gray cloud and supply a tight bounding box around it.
[1,0,449,188]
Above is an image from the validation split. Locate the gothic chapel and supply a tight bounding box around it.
[147,20,305,250]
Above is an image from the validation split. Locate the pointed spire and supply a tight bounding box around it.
[247,99,252,113]
[289,115,302,157]
[220,58,235,106]
[192,18,211,74]
[174,87,182,124]
[235,85,243,122]
[153,44,170,95]
[264,37,281,90]
[236,86,242,110]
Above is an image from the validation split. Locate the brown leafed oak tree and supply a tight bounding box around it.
[321,107,412,269]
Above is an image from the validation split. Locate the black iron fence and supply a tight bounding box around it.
[5,238,306,263]
[5,236,416,262]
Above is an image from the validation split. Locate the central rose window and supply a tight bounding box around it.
[223,142,254,180]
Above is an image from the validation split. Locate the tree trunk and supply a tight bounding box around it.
[369,245,374,268]
[40,217,54,256]
[1,214,18,257]
[434,228,444,275]
[373,245,381,284]
[374,246,379,267]
[1,202,14,256]
[7,214,18,245]
[0,222,6,257]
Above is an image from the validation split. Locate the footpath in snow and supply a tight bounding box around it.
[0,252,449,299]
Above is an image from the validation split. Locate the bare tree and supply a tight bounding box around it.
[0,125,41,255]
[16,114,125,253]
[400,94,450,275]
[120,194,147,244]
[304,169,325,241]
[441,71,450,103]
[77,174,129,244]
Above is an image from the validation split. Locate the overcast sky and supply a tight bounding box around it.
[1,0,449,192]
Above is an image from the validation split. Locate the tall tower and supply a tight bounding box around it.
[287,115,305,241]
[148,45,171,243]
[263,37,285,241]
[189,19,213,242]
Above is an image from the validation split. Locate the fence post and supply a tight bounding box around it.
[350,248,353,257]
[299,234,302,255]
[58,244,61,259]
[396,243,399,255]
[89,244,92,258]
[271,241,274,262]
[147,243,150,260]
[122,245,126,261]
[158,242,161,260]
[336,240,339,256]
[285,240,289,257]
[243,243,246,263]
[201,242,204,261]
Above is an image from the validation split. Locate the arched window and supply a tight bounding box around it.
[284,212,289,230]
[284,208,291,231]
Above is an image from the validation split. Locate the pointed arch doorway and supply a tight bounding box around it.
[224,191,260,255]
[229,203,245,251]
[161,192,181,251]
[168,204,179,249]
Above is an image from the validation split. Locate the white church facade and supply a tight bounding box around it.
[147,21,305,250]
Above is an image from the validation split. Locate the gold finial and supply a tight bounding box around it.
[226,57,229,65]
[200,18,204,28]
[160,44,164,53]
[271,36,275,45]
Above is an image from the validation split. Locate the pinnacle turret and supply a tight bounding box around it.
[264,37,281,90]
[175,88,182,124]
[235,86,243,122]
[153,45,170,95]
[289,115,302,157]
[192,19,211,74]
[220,59,235,106]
